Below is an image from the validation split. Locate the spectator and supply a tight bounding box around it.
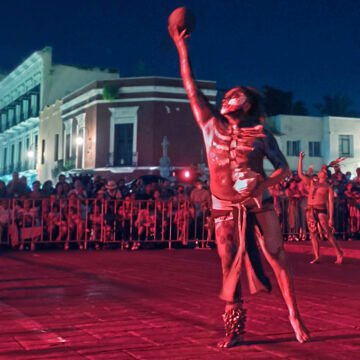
[55,182,67,199]
[0,200,11,243]
[190,180,211,210]
[135,183,153,200]
[0,181,9,198]
[104,180,122,200]
[159,180,174,200]
[69,179,88,202]
[117,178,129,198]
[285,178,301,241]
[90,175,105,197]
[43,180,55,197]
[29,181,43,200]
[7,172,21,197]
[190,180,211,240]
[352,167,360,187]
[17,199,41,251]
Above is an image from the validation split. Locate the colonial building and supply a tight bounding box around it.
[0,47,119,183]
[38,76,217,182]
[267,115,360,175]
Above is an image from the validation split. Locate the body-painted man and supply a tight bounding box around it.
[169,26,309,348]
[298,151,344,264]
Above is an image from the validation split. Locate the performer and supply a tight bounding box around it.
[169,23,309,348]
[298,151,344,264]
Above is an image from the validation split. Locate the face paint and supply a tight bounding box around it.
[220,88,249,115]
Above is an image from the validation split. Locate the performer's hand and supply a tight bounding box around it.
[299,151,305,159]
[169,27,189,47]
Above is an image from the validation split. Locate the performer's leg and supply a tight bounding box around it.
[306,210,320,263]
[215,217,246,348]
[318,213,343,264]
[255,210,310,343]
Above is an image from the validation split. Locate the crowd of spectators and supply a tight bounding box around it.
[0,172,213,251]
[0,165,359,252]
[270,166,360,241]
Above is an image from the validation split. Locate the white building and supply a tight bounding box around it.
[0,47,119,183]
[267,115,360,176]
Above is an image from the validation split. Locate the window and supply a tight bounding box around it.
[309,141,321,157]
[65,134,71,160]
[54,134,59,161]
[41,140,45,164]
[3,148,7,169]
[10,144,15,168]
[339,135,353,157]
[18,141,22,164]
[34,135,38,164]
[286,140,300,156]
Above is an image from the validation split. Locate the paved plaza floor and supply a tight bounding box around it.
[0,242,359,359]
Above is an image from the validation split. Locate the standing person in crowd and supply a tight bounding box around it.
[18,176,32,196]
[103,180,122,200]
[56,174,67,187]
[352,167,360,188]
[102,180,122,244]
[117,178,129,198]
[190,180,211,241]
[285,177,301,241]
[169,20,309,348]
[298,167,312,241]
[332,171,349,235]
[0,181,9,199]
[6,172,21,197]
[29,181,43,200]
[0,200,11,244]
[42,180,55,197]
[298,152,343,264]
[173,184,188,208]
[344,182,360,239]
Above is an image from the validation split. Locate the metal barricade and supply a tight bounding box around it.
[0,195,354,251]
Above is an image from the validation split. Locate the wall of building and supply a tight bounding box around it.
[264,114,360,176]
[267,115,325,172]
[324,116,360,175]
[42,64,119,108]
[150,101,203,166]
[59,77,217,178]
[38,100,63,182]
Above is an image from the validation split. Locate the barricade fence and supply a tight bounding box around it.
[0,196,358,250]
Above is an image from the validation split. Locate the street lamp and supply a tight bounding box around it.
[27,149,34,158]
[76,126,89,168]
[76,136,84,145]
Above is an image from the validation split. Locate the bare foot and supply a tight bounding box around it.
[217,334,243,348]
[310,257,320,264]
[335,252,343,264]
[289,315,310,343]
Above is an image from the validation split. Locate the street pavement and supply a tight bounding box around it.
[0,241,359,359]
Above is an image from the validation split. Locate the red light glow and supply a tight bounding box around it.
[184,170,191,178]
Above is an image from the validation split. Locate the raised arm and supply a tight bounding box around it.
[169,28,214,127]
[297,151,310,185]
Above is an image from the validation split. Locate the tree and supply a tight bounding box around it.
[314,94,358,117]
[262,86,308,116]
[102,85,118,100]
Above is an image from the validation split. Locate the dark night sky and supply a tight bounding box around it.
[1,0,359,113]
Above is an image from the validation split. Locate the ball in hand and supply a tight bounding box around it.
[168,7,196,37]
